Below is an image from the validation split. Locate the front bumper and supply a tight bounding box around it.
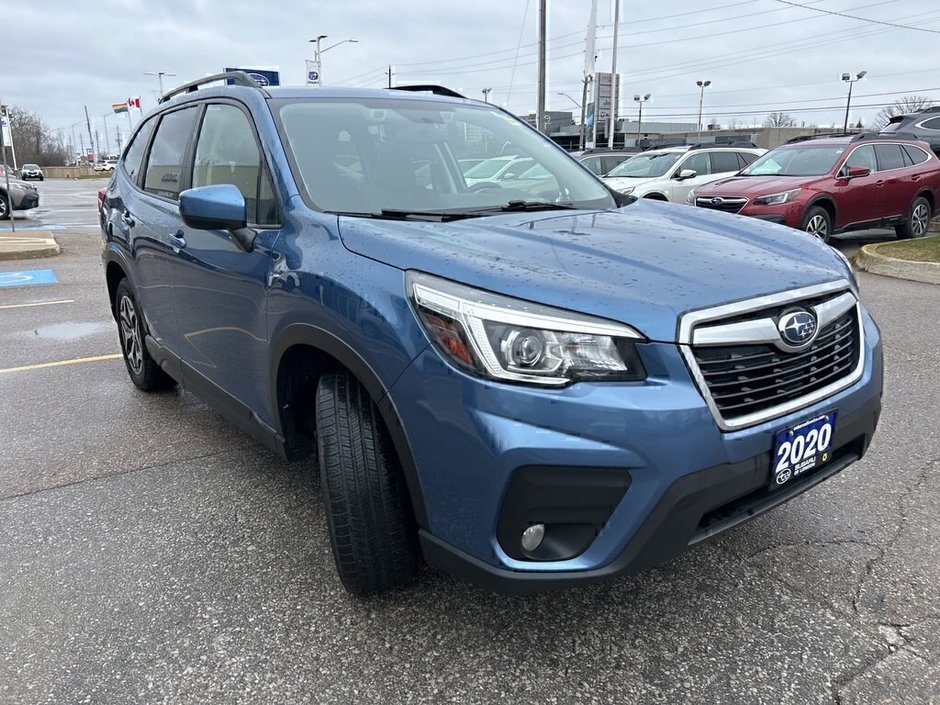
[391,306,883,593]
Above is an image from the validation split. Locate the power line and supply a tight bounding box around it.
[774,0,940,34]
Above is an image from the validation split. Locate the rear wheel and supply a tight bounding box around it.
[801,206,832,243]
[115,279,177,392]
[315,371,419,596]
[895,196,931,239]
[0,194,9,220]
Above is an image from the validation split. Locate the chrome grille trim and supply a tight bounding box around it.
[678,281,865,431]
[695,196,749,214]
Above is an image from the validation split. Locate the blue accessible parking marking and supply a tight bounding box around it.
[0,269,58,288]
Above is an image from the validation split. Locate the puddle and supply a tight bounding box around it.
[22,321,112,341]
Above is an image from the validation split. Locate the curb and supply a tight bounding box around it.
[0,232,61,261]
[856,241,940,285]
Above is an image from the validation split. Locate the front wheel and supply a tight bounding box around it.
[801,205,832,243]
[895,196,931,239]
[0,195,9,220]
[114,279,177,392]
[315,371,419,596]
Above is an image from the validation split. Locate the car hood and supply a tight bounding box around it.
[338,200,848,342]
[697,175,819,196]
[602,175,659,191]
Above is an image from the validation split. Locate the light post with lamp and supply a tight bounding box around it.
[307,35,358,85]
[841,70,867,132]
[696,80,711,139]
[634,93,651,144]
[481,88,492,103]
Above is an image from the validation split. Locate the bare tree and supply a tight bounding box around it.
[875,96,933,128]
[2,106,68,167]
[763,112,797,128]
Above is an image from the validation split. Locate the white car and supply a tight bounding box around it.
[602,145,765,203]
[463,155,536,187]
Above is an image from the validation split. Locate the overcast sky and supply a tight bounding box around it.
[4,0,939,154]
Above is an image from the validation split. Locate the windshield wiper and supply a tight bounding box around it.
[460,200,581,215]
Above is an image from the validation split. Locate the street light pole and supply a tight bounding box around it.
[144,71,176,98]
[308,36,358,86]
[841,70,867,132]
[607,0,620,149]
[696,80,711,139]
[634,93,651,144]
[481,88,492,103]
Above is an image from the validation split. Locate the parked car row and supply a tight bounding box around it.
[101,75,883,596]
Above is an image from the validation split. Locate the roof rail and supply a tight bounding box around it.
[852,131,919,142]
[687,140,758,150]
[159,71,272,104]
[390,85,466,99]
[784,132,852,144]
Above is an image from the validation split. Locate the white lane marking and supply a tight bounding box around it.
[0,299,75,311]
[0,353,122,374]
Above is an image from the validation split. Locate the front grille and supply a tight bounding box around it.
[695,196,748,214]
[692,308,861,421]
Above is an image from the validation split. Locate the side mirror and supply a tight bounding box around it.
[676,169,697,180]
[179,184,255,251]
[845,165,871,179]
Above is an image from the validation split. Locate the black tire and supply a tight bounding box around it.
[801,205,832,243]
[315,371,418,596]
[895,196,931,240]
[0,193,9,220]
[114,279,177,392]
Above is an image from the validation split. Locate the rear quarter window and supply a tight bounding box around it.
[902,144,930,165]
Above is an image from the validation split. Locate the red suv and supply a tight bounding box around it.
[690,134,939,242]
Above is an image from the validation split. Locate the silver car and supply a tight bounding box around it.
[20,163,44,181]
[0,166,40,220]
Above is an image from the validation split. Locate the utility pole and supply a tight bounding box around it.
[579,76,591,150]
[607,0,620,149]
[386,65,394,88]
[101,114,111,158]
[696,80,711,139]
[115,125,123,153]
[481,88,492,103]
[144,71,176,98]
[0,98,15,232]
[536,0,547,133]
[84,105,94,162]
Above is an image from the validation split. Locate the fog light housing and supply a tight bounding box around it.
[521,523,546,552]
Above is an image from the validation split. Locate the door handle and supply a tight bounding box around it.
[121,210,135,227]
[875,180,885,187]
[168,231,186,252]
[912,175,921,182]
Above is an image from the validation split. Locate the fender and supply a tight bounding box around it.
[805,194,838,226]
[269,322,430,529]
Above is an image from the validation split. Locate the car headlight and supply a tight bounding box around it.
[408,271,646,386]
[686,189,696,204]
[753,188,802,205]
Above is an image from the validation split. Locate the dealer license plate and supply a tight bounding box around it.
[771,411,838,488]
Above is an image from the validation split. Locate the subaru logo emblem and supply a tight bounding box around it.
[711,197,723,205]
[777,309,818,348]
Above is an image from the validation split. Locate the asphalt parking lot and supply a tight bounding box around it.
[1,179,938,704]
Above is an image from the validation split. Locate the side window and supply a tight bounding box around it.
[710,151,741,173]
[192,104,279,226]
[143,107,198,200]
[874,144,906,171]
[581,157,603,175]
[844,145,877,172]
[920,117,940,130]
[902,144,930,165]
[681,152,711,176]
[738,152,759,167]
[122,117,157,183]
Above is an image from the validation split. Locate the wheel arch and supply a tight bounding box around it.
[915,188,935,213]
[270,323,429,529]
[642,192,668,201]
[804,196,837,228]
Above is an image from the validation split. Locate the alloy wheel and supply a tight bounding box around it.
[911,203,930,238]
[806,214,829,240]
[119,295,144,375]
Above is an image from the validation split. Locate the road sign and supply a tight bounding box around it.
[307,70,320,83]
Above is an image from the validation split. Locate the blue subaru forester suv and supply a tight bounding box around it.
[101,73,882,595]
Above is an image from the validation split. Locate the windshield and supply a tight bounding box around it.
[23,164,39,169]
[275,98,616,216]
[605,152,682,178]
[741,145,845,177]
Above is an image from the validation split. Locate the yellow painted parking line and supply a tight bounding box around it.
[0,299,75,311]
[0,353,122,374]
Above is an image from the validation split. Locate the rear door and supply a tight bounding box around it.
[874,142,920,220]
[170,101,282,421]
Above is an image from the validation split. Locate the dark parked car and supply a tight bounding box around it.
[881,106,940,156]
[101,73,882,595]
[691,134,940,241]
[576,148,639,176]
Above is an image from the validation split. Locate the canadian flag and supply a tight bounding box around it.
[127,96,142,110]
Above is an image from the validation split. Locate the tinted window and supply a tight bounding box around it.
[682,152,711,176]
[874,144,905,171]
[844,145,876,172]
[122,117,157,183]
[144,107,198,199]
[902,144,930,165]
[738,152,759,167]
[580,156,603,175]
[711,151,742,173]
[921,117,940,130]
[193,104,278,225]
